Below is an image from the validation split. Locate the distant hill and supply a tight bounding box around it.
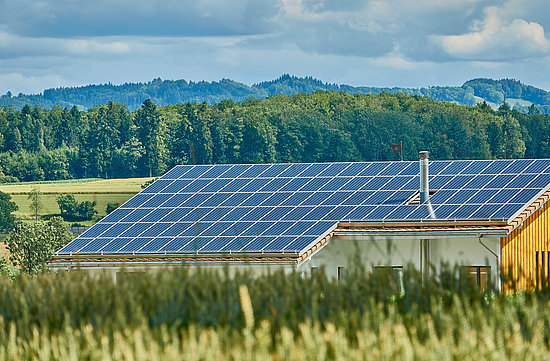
[1,75,549,113]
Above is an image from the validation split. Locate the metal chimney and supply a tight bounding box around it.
[419,151,429,204]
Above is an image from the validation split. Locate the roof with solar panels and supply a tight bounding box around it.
[50,158,550,266]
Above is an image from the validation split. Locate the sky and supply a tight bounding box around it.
[1,0,550,95]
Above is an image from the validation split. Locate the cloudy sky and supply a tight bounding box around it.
[1,0,550,95]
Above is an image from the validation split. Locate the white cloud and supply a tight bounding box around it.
[0,30,131,58]
[435,6,550,61]
[0,73,67,95]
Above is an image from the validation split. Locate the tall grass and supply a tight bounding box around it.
[1,265,550,360]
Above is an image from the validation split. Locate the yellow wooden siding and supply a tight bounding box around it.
[501,199,550,291]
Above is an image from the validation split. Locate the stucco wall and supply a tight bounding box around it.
[306,234,500,284]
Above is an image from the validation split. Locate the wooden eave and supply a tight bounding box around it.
[48,253,298,266]
[506,189,550,232]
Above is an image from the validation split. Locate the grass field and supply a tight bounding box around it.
[0,177,153,224]
[1,266,550,360]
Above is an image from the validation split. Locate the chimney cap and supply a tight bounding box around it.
[419,151,429,160]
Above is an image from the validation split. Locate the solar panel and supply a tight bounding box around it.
[57,159,550,257]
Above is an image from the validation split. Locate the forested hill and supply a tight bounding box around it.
[1,75,550,113]
[0,91,549,183]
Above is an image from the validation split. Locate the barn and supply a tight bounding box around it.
[49,153,550,291]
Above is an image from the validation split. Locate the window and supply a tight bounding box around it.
[464,266,490,289]
[373,266,404,293]
[337,266,345,281]
[311,266,319,276]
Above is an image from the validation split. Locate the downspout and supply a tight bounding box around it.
[478,234,500,291]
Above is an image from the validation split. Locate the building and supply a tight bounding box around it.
[49,153,550,291]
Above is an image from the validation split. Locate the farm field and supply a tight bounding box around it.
[0,177,153,224]
[1,266,550,360]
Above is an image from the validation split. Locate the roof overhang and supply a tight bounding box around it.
[48,252,299,268]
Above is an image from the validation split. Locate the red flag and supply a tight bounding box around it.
[390,144,402,153]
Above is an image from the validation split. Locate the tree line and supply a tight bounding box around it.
[2,75,550,113]
[0,91,549,182]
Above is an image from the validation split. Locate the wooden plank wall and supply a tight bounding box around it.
[501,200,550,291]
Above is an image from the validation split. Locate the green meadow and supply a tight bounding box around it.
[0,177,153,225]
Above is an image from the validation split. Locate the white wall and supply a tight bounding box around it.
[306,234,501,284]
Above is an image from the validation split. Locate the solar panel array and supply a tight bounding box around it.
[57,159,550,256]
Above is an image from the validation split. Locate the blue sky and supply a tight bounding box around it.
[1,0,549,95]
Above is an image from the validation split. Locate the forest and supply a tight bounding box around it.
[0,90,549,183]
[2,75,550,113]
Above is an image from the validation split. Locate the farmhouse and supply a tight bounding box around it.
[49,153,550,291]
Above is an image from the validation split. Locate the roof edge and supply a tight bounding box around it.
[507,189,550,232]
